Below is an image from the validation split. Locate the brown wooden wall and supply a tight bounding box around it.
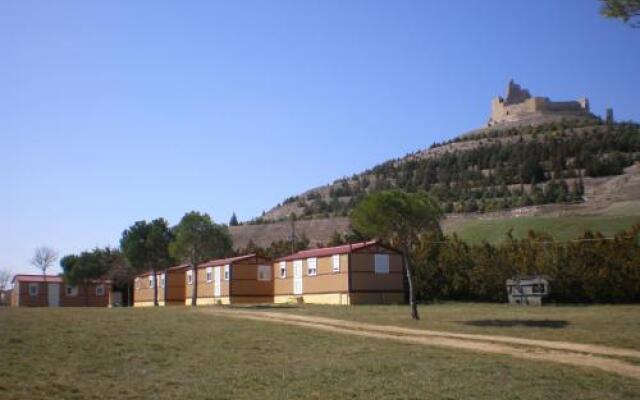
[186,266,230,299]
[230,260,273,298]
[165,270,186,302]
[186,257,273,302]
[134,270,186,303]
[134,273,165,303]
[273,246,404,297]
[273,254,349,296]
[12,281,110,307]
[350,250,404,293]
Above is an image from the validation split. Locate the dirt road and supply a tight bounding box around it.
[201,308,640,380]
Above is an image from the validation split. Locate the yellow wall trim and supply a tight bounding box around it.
[133,300,166,307]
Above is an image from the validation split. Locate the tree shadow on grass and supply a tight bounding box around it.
[460,319,569,329]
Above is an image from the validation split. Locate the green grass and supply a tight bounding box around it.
[264,303,640,350]
[446,215,640,243]
[1,307,639,399]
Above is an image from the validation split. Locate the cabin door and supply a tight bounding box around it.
[293,260,303,295]
[214,267,221,297]
[48,284,60,307]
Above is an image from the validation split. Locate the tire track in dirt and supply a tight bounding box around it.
[201,308,640,380]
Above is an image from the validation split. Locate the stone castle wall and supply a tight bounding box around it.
[487,81,592,127]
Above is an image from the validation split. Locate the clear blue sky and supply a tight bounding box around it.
[1,1,638,274]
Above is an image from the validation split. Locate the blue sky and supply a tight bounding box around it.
[1,1,639,274]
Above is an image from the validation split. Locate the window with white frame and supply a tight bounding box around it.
[135,278,140,289]
[257,265,272,281]
[279,261,287,279]
[28,283,38,296]
[206,267,212,283]
[66,285,78,296]
[332,254,341,273]
[374,254,390,274]
[96,284,105,296]
[307,257,317,276]
[160,274,165,288]
[223,265,230,281]
[148,275,155,288]
[187,270,193,285]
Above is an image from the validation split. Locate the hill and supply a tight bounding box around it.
[230,82,640,249]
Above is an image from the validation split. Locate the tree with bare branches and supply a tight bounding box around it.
[30,247,58,306]
[0,268,11,291]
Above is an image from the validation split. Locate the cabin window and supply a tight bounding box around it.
[307,258,317,276]
[135,278,140,290]
[148,275,155,289]
[160,274,165,288]
[279,261,287,279]
[187,270,193,285]
[257,265,272,281]
[96,285,105,296]
[66,285,78,296]
[206,267,213,283]
[224,265,230,281]
[532,283,545,294]
[374,254,390,274]
[332,254,340,272]
[28,283,38,296]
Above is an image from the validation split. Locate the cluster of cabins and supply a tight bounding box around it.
[5,240,554,308]
[133,241,406,306]
[7,241,406,307]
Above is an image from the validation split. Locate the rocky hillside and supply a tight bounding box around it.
[230,117,640,249]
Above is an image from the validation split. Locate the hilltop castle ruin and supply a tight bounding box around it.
[487,80,594,127]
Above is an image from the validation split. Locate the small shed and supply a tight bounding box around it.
[506,275,550,305]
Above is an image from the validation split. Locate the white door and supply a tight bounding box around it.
[293,260,303,295]
[214,267,221,297]
[48,283,60,307]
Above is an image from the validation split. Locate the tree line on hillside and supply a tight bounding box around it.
[252,121,640,223]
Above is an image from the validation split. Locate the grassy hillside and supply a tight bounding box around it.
[1,307,639,399]
[446,214,640,244]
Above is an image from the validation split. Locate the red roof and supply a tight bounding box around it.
[12,274,63,283]
[136,264,190,278]
[11,274,111,284]
[198,254,269,269]
[278,240,385,261]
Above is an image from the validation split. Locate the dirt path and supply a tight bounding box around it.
[200,308,640,380]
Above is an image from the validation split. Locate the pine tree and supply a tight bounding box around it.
[229,212,239,226]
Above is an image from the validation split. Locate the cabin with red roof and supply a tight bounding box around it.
[10,274,111,307]
[133,264,189,307]
[273,241,405,305]
[186,254,273,305]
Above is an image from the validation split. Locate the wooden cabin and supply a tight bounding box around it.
[133,264,189,307]
[273,241,406,305]
[186,254,273,305]
[10,274,111,307]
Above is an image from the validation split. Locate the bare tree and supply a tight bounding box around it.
[30,247,58,306]
[0,268,11,291]
[0,268,11,306]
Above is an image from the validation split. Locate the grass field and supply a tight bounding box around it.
[1,306,639,399]
[265,303,640,350]
[445,214,640,243]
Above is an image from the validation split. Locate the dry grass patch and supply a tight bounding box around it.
[0,307,638,399]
